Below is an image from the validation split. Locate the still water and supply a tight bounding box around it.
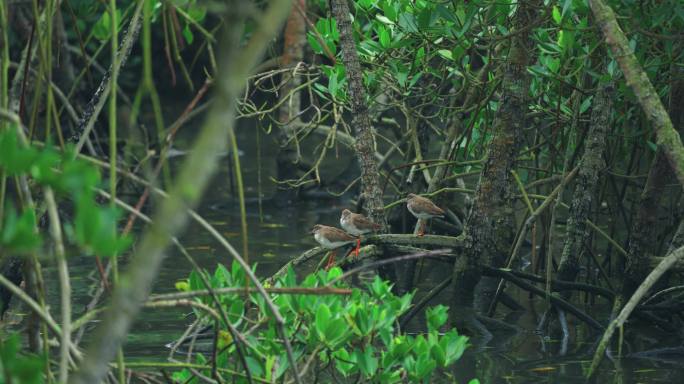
[31,109,683,383]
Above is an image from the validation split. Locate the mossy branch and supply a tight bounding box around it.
[590,0,684,186]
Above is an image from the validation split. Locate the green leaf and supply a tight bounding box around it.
[580,96,593,114]
[437,49,453,61]
[244,356,264,377]
[426,305,448,332]
[552,6,562,25]
[187,5,206,22]
[381,0,397,22]
[0,334,44,384]
[561,0,573,18]
[430,342,446,366]
[378,26,390,48]
[646,140,658,152]
[182,24,194,44]
[357,0,373,10]
[1,207,41,253]
[325,318,348,348]
[92,10,121,41]
[375,14,394,25]
[354,347,378,377]
[307,33,323,54]
[228,300,244,326]
[443,330,468,364]
[315,304,332,340]
[333,348,356,376]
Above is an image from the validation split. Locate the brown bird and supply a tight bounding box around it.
[406,193,445,236]
[340,209,382,258]
[310,224,357,270]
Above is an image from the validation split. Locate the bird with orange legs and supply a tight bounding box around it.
[340,209,382,258]
[310,224,357,270]
[406,193,445,236]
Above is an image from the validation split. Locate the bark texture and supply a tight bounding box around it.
[668,64,684,252]
[556,82,614,284]
[625,62,684,294]
[450,2,535,322]
[330,0,386,226]
[590,0,684,187]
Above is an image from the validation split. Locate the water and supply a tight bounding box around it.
[25,103,684,383]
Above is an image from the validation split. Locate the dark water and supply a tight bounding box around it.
[26,104,684,384]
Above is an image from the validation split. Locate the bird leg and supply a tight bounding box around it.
[355,238,361,258]
[417,220,425,237]
[325,250,336,270]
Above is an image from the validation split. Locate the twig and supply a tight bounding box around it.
[72,1,143,154]
[149,287,352,301]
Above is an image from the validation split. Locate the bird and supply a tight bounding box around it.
[310,224,357,270]
[340,209,382,258]
[406,193,445,236]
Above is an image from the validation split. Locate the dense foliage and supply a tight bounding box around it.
[1,0,684,382]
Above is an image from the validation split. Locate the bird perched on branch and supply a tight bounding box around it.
[340,209,382,257]
[310,224,357,270]
[406,193,445,236]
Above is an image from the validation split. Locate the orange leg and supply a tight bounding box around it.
[325,250,336,270]
[355,238,361,258]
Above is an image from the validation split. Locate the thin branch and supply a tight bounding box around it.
[45,188,71,383]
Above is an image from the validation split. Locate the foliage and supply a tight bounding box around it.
[298,0,684,172]
[173,263,472,383]
[0,334,44,384]
[0,129,130,256]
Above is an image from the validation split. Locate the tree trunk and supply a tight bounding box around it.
[330,0,386,226]
[275,0,306,196]
[556,82,614,285]
[450,1,536,325]
[624,61,684,294]
[590,0,684,187]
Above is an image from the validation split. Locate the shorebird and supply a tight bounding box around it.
[406,193,445,236]
[340,209,382,257]
[310,224,357,270]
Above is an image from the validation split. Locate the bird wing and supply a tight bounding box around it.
[331,227,356,241]
[417,196,445,216]
[353,213,381,230]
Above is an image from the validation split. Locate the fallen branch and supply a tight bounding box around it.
[586,244,684,378]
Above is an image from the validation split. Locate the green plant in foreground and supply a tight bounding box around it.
[0,334,44,384]
[173,263,477,383]
[0,129,130,257]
